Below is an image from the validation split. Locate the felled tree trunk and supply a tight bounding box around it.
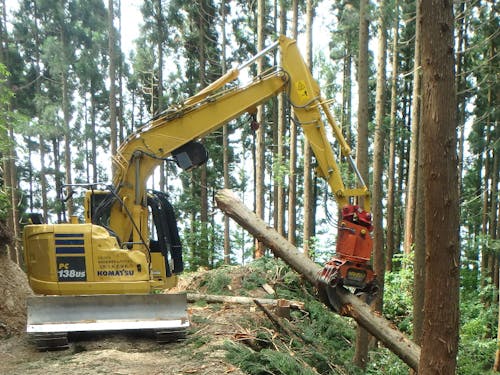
[186,293,304,310]
[215,189,420,371]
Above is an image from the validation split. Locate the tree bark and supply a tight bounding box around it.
[197,1,209,266]
[254,0,266,258]
[60,7,73,218]
[385,0,398,272]
[221,0,231,265]
[302,0,314,258]
[276,0,286,238]
[6,125,20,263]
[354,0,370,367]
[287,0,298,246]
[372,0,387,314]
[403,1,422,255]
[108,0,117,179]
[355,0,370,186]
[215,189,421,371]
[418,0,460,373]
[413,103,426,346]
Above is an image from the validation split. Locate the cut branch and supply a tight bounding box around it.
[215,188,420,371]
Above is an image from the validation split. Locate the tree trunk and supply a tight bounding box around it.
[495,267,500,370]
[187,293,303,309]
[276,0,286,238]
[60,9,73,218]
[91,90,98,183]
[455,0,466,192]
[197,1,209,266]
[287,0,298,246]
[342,37,353,145]
[62,73,73,218]
[403,1,422,255]
[215,189,421,371]
[413,103,426,346]
[108,0,117,178]
[354,0,370,368]
[385,0,399,272]
[355,0,370,187]
[302,0,314,258]
[39,135,48,221]
[491,130,499,368]
[481,144,491,287]
[372,0,387,313]
[156,0,165,191]
[7,125,20,263]
[52,138,63,223]
[411,0,425,357]
[418,0,460,373]
[221,0,231,265]
[254,0,266,258]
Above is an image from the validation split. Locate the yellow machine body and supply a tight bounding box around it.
[23,223,176,295]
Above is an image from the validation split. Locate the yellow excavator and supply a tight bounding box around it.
[23,36,375,349]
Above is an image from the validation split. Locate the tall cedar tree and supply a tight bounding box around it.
[275,0,287,238]
[403,0,422,255]
[287,0,298,246]
[412,0,426,346]
[372,0,387,313]
[254,0,265,258]
[385,0,398,271]
[108,0,117,178]
[302,0,314,258]
[418,0,460,373]
[353,0,370,369]
[221,0,230,264]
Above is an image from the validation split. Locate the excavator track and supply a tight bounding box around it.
[31,332,69,350]
[155,328,187,343]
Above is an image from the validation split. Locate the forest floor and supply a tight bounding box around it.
[0,254,277,375]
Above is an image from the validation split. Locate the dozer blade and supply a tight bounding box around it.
[27,293,189,349]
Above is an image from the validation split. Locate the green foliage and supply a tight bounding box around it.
[223,259,363,374]
[198,266,232,295]
[0,64,13,153]
[366,348,407,374]
[271,153,288,186]
[458,288,498,374]
[0,64,13,220]
[225,342,319,375]
[383,255,414,334]
[0,188,10,221]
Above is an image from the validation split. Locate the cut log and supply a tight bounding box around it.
[261,283,276,295]
[215,188,421,371]
[186,293,304,310]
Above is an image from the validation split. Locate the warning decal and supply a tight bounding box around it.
[295,80,310,101]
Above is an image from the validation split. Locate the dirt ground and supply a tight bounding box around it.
[0,256,269,375]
